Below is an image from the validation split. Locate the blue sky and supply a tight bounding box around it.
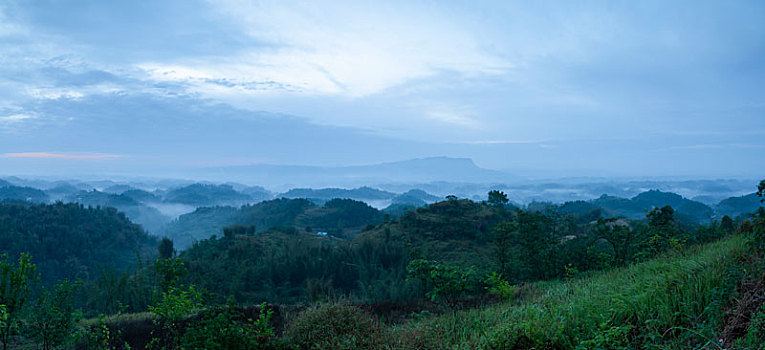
[1,0,763,178]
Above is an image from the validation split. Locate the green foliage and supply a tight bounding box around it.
[66,190,170,234]
[149,285,202,326]
[27,280,81,350]
[576,323,635,350]
[180,301,278,350]
[506,210,558,281]
[484,272,514,301]
[158,237,174,260]
[155,258,187,293]
[492,222,512,275]
[487,190,509,208]
[739,305,765,348]
[147,258,201,349]
[390,234,748,349]
[563,263,579,279]
[147,285,202,349]
[0,185,49,202]
[164,183,252,206]
[0,306,6,337]
[407,259,478,304]
[0,253,36,350]
[286,303,387,350]
[0,202,156,286]
[223,224,255,239]
[592,218,634,266]
[76,314,128,350]
[164,197,383,249]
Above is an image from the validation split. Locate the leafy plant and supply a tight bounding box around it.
[0,253,37,350]
[485,272,515,301]
[407,259,478,304]
[27,280,81,350]
[76,314,130,350]
[181,301,278,349]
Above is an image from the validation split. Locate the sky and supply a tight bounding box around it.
[1,0,764,178]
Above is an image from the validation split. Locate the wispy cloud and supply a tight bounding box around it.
[455,139,544,145]
[136,1,512,98]
[0,114,36,123]
[2,152,123,160]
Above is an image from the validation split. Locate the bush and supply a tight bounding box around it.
[485,272,515,301]
[181,301,279,350]
[407,259,479,304]
[286,303,387,349]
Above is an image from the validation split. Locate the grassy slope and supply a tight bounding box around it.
[84,234,750,349]
[388,234,748,349]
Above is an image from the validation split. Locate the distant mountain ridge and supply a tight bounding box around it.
[196,156,515,187]
[281,186,396,201]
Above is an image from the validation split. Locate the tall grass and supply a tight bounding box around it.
[388,234,748,349]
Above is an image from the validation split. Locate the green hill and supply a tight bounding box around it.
[0,185,49,203]
[0,202,157,285]
[383,233,752,349]
[66,190,171,233]
[281,186,396,201]
[591,190,713,223]
[164,183,253,206]
[716,193,764,219]
[121,188,161,203]
[164,197,384,249]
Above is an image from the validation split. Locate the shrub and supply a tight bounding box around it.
[27,280,80,350]
[181,301,279,350]
[286,303,387,349]
[407,259,479,304]
[485,272,515,301]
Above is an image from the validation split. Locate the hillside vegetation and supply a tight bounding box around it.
[164,198,383,249]
[0,202,157,285]
[0,181,763,349]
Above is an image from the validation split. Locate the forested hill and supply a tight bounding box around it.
[163,183,257,206]
[0,185,49,202]
[66,190,171,233]
[164,197,384,249]
[716,193,765,218]
[178,190,744,306]
[165,189,734,251]
[532,189,716,225]
[0,202,157,285]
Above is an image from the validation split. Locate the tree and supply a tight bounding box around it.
[509,211,557,280]
[593,219,633,266]
[492,222,513,274]
[487,190,509,208]
[27,280,80,350]
[0,253,37,350]
[406,259,477,305]
[155,258,187,294]
[158,237,175,260]
[645,205,683,255]
[148,258,201,349]
[757,180,765,203]
[720,215,736,234]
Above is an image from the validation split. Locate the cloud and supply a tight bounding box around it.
[135,1,512,98]
[0,114,35,123]
[424,108,481,128]
[2,152,123,160]
[456,139,544,145]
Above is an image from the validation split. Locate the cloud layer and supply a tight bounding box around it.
[0,0,763,177]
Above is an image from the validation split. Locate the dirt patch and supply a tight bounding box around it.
[721,269,765,346]
[94,304,303,350]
